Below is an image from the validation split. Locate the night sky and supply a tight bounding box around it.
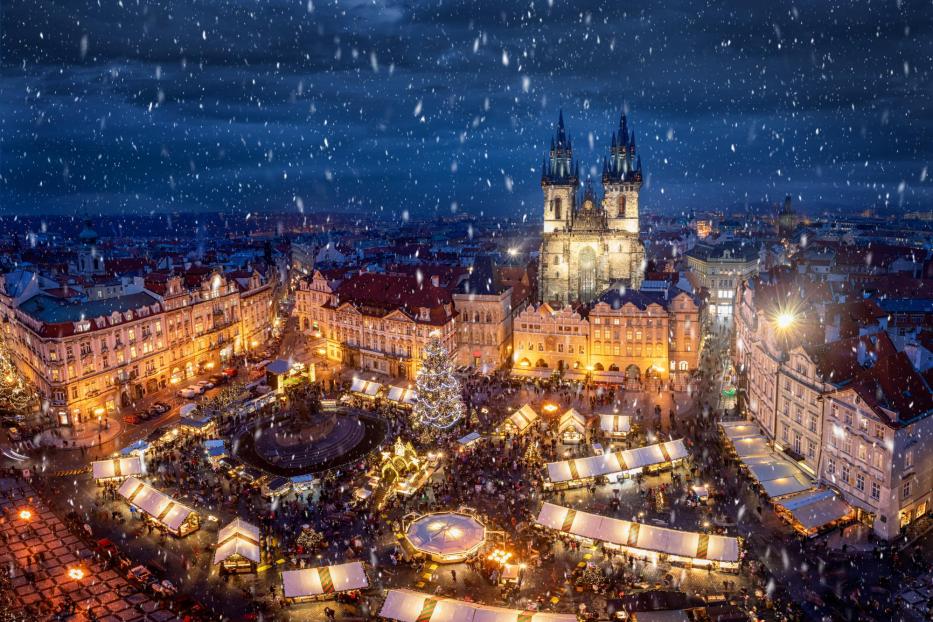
[1,0,930,221]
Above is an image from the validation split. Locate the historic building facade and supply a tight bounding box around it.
[539,112,645,304]
[512,287,701,386]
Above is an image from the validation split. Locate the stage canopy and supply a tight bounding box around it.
[405,512,486,561]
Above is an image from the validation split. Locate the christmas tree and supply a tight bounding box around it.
[0,333,36,416]
[412,332,464,432]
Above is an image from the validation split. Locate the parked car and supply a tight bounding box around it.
[123,413,141,425]
[208,374,226,386]
[177,387,198,399]
[151,402,171,414]
[200,380,215,389]
[222,367,238,378]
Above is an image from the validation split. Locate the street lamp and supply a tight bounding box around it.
[18,509,32,521]
[775,311,796,330]
[67,567,85,581]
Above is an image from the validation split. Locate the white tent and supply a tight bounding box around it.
[92,456,145,481]
[117,476,199,536]
[379,589,578,622]
[350,377,382,397]
[387,386,418,405]
[545,439,688,484]
[598,414,632,436]
[535,503,739,566]
[759,474,816,499]
[558,409,586,434]
[213,518,261,566]
[503,404,538,434]
[729,436,771,458]
[282,561,368,600]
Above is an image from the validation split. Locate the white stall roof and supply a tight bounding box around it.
[719,420,763,441]
[387,386,418,405]
[504,404,538,433]
[117,477,196,532]
[282,561,368,598]
[120,440,150,456]
[535,503,739,564]
[777,489,853,532]
[213,518,261,565]
[747,459,800,483]
[598,414,632,434]
[92,456,145,480]
[457,432,482,446]
[379,589,577,622]
[545,439,688,483]
[558,409,586,433]
[729,436,771,458]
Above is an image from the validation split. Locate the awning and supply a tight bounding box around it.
[117,476,197,533]
[719,420,763,441]
[545,439,688,483]
[379,589,578,622]
[729,436,771,458]
[777,489,854,532]
[92,456,145,480]
[535,503,739,564]
[282,561,368,598]
[598,414,632,435]
[558,409,586,434]
[504,404,538,433]
[213,518,261,565]
[351,377,383,397]
[760,474,814,499]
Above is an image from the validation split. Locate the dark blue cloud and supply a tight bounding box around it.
[1,0,930,219]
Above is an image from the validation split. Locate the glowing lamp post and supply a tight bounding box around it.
[18,509,32,521]
[67,567,85,581]
[775,311,796,331]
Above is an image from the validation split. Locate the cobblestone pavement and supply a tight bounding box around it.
[0,477,182,622]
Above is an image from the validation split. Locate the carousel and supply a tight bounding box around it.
[404,511,486,563]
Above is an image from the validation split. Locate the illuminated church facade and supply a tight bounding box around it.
[538,111,645,304]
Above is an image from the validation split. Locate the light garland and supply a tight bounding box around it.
[412,333,464,432]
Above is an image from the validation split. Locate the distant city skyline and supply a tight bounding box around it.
[2,1,929,218]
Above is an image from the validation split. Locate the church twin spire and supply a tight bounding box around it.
[541,109,642,187]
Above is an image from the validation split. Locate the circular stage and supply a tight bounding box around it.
[234,407,385,476]
[405,512,486,563]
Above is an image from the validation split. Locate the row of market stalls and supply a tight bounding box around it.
[544,439,689,489]
[117,476,201,537]
[499,404,635,444]
[348,377,418,407]
[719,420,854,536]
[282,562,369,601]
[379,589,578,622]
[536,503,741,571]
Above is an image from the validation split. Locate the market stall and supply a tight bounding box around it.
[117,476,200,537]
[557,409,587,444]
[544,439,688,488]
[120,440,150,456]
[386,386,418,408]
[457,432,482,449]
[500,404,538,435]
[350,377,383,399]
[212,518,261,573]
[535,503,740,570]
[404,511,486,563]
[204,439,228,467]
[379,589,578,622]
[281,561,368,602]
[598,413,633,438]
[91,456,145,482]
[775,489,855,537]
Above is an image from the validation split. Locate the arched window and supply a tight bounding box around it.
[553,198,562,220]
[486,312,492,323]
[608,364,620,372]
[593,362,605,371]
[679,361,689,371]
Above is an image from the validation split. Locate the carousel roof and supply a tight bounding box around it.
[405,512,485,558]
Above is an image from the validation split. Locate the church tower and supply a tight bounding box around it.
[602,112,642,234]
[541,111,579,234]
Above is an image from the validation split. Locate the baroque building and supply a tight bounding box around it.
[539,111,645,304]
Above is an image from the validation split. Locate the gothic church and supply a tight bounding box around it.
[539,111,645,304]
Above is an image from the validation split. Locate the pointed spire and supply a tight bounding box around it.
[620,113,629,145]
[558,109,565,130]
[636,155,642,172]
